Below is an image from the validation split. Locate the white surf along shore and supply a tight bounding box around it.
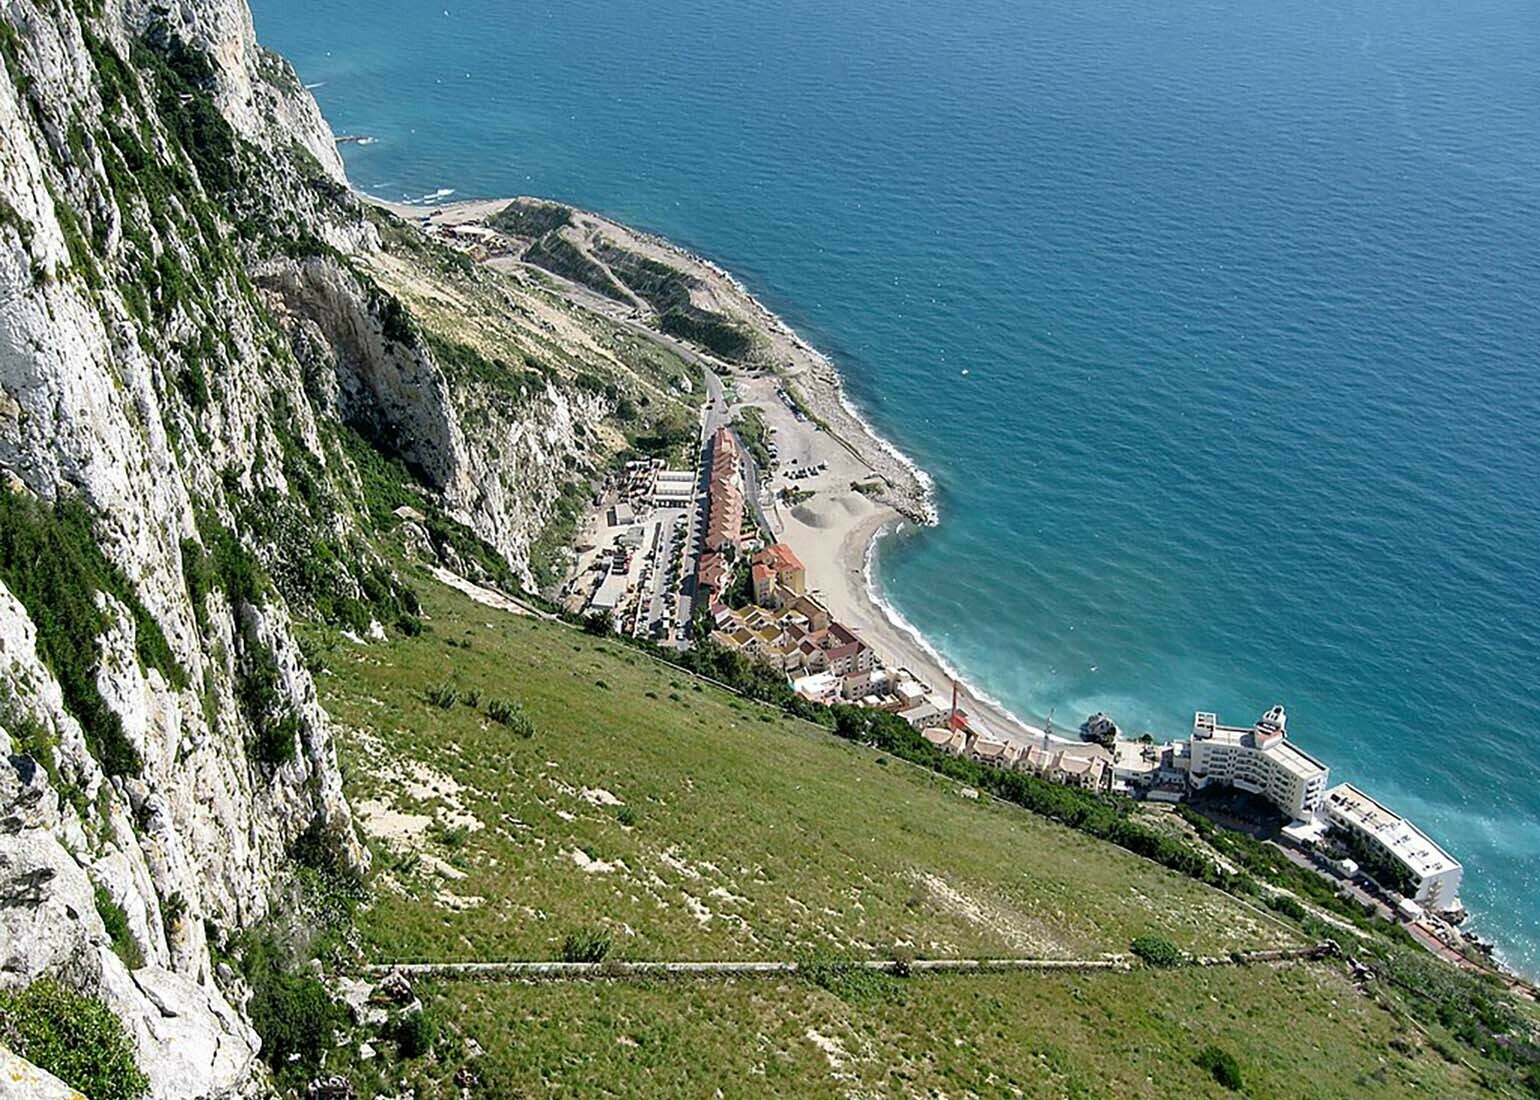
[373,192,1079,753]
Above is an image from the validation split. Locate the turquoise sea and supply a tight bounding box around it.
[251,0,1540,974]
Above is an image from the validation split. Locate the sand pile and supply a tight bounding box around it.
[792,492,874,529]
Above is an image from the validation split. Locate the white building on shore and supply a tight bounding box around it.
[1186,705,1328,821]
[1321,783,1464,915]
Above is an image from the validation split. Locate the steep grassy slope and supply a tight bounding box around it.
[303,575,1526,1097]
[317,579,1297,965]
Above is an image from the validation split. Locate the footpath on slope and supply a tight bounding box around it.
[356,944,1336,982]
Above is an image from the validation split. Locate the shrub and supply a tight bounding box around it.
[1266,892,1309,922]
[394,1008,439,1059]
[237,635,298,769]
[180,536,214,632]
[1130,935,1184,969]
[616,805,637,828]
[485,697,535,738]
[582,612,611,636]
[425,682,460,709]
[1195,1044,1244,1090]
[0,980,150,1100]
[796,954,902,1004]
[195,511,265,606]
[561,928,611,963]
[94,884,144,970]
[247,971,340,1075]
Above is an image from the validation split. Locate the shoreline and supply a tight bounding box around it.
[367,191,1075,750]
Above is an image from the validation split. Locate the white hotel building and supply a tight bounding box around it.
[1322,783,1464,915]
[1187,705,1329,821]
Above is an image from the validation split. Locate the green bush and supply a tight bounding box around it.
[1195,1044,1244,1090]
[247,971,340,1076]
[426,682,460,709]
[1130,935,1184,969]
[237,633,298,768]
[1266,892,1309,922]
[195,510,266,606]
[135,26,240,195]
[394,1008,439,1059]
[485,697,534,738]
[561,928,612,963]
[180,536,214,632]
[1523,1063,1540,1098]
[94,883,144,970]
[0,980,150,1100]
[795,954,903,1004]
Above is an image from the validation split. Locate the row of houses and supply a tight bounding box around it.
[694,428,749,613]
[704,427,744,553]
[921,722,1112,792]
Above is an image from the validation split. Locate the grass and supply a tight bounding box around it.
[398,964,1487,1098]
[307,577,1540,1096]
[319,578,1299,966]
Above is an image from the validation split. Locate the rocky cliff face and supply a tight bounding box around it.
[0,0,370,1093]
[0,0,658,1094]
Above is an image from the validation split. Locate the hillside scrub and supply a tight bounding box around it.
[94,883,145,970]
[0,981,150,1100]
[1131,935,1184,968]
[0,488,186,776]
[561,928,612,963]
[732,406,773,471]
[659,305,757,362]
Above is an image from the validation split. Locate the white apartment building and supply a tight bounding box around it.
[1322,783,1463,914]
[1187,705,1328,820]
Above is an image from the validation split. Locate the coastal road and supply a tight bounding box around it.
[701,369,730,444]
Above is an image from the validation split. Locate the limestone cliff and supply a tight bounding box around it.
[0,0,696,1094]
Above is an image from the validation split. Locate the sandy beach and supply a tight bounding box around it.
[371,191,1086,753]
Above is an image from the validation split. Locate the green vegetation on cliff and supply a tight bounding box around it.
[0,981,150,1100]
[0,488,184,776]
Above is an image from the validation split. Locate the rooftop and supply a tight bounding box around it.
[1324,783,1460,880]
[1191,707,1328,782]
[756,542,806,574]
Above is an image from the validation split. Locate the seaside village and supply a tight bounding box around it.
[560,420,1471,950]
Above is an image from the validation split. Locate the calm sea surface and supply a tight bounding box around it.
[252,0,1540,973]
